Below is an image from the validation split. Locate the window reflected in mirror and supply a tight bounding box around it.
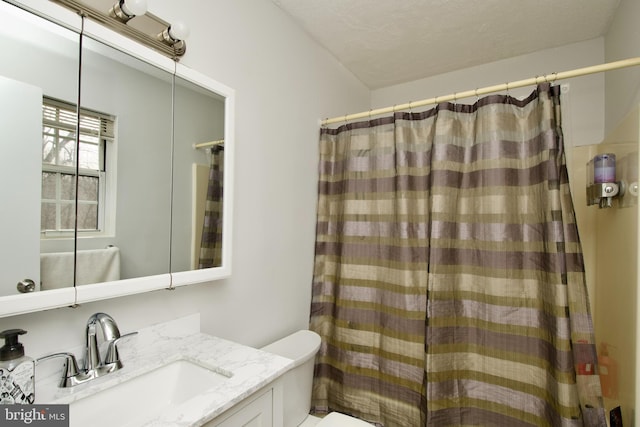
[41,98,115,237]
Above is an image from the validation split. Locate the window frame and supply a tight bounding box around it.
[40,97,117,239]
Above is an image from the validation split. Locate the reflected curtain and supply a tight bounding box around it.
[309,84,605,426]
[198,145,224,269]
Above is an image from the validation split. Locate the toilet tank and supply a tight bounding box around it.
[261,330,321,427]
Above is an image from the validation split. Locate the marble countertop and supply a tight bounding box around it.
[36,315,294,426]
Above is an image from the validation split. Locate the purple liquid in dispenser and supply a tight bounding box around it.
[593,154,616,183]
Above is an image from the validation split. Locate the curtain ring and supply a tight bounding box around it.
[475,88,479,103]
[408,101,413,113]
[453,92,457,105]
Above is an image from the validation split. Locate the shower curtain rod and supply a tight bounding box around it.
[193,139,224,149]
[322,56,640,126]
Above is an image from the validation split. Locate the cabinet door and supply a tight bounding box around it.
[210,389,273,427]
[0,76,42,294]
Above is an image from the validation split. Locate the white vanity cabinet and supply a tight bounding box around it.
[38,319,293,427]
[205,380,284,427]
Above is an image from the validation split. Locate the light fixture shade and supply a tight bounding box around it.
[168,21,190,41]
[120,0,147,17]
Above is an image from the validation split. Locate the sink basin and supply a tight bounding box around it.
[69,359,232,427]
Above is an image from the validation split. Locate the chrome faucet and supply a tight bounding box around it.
[85,312,121,375]
[37,312,137,387]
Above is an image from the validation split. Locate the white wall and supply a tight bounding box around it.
[0,0,368,360]
[604,0,640,133]
[372,38,606,150]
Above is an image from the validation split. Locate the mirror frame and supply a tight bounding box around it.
[0,0,234,316]
[169,64,234,289]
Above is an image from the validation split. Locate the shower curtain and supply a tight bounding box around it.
[309,84,605,426]
[198,145,224,269]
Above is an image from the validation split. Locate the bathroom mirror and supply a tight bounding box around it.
[0,1,80,296]
[170,75,226,274]
[73,34,174,285]
[169,66,234,287]
[0,1,234,315]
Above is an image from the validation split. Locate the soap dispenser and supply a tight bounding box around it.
[0,329,35,404]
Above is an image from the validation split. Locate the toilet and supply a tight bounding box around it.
[261,330,373,427]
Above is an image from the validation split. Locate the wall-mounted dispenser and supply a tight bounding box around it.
[587,153,623,208]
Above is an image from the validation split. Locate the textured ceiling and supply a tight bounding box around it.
[271,0,621,89]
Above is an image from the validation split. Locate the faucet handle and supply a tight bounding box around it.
[37,352,84,388]
[104,331,138,367]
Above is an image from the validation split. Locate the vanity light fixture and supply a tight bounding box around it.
[50,0,188,59]
[157,21,190,56]
[109,0,148,23]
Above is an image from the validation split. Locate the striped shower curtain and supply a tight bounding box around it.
[309,84,605,426]
[198,145,224,269]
